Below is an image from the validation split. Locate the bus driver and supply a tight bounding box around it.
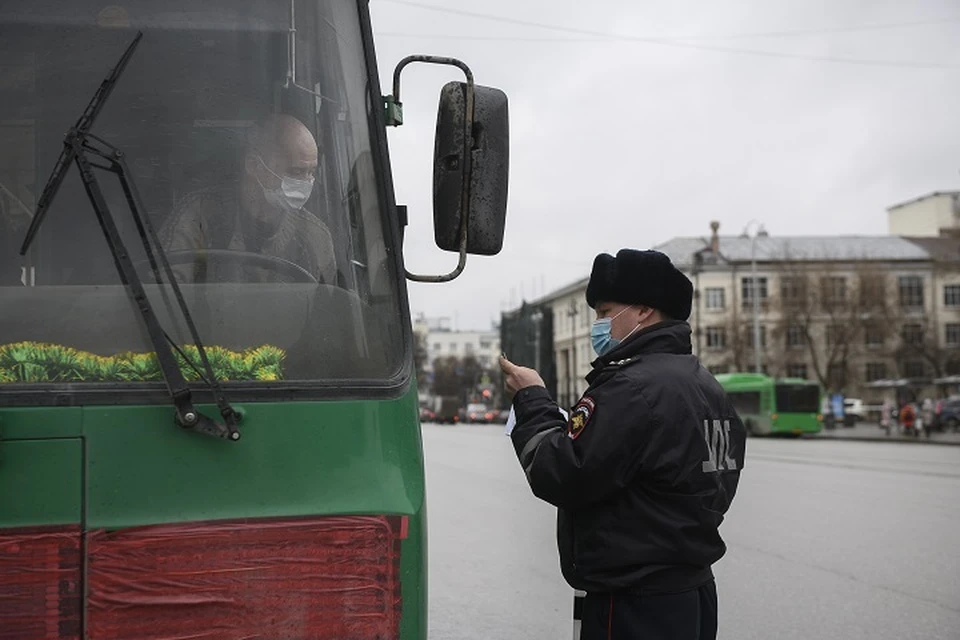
[159,114,337,284]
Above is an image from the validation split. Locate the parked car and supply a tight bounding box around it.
[461,403,497,424]
[934,398,960,432]
[434,395,462,424]
[821,396,856,428]
[419,407,437,423]
[843,398,864,425]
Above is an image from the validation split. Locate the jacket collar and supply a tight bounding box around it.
[588,320,692,375]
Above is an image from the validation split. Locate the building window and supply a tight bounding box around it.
[786,363,808,379]
[903,360,925,378]
[945,285,960,308]
[858,274,886,308]
[449,342,458,352]
[745,325,767,348]
[898,276,924,309]
[947,359,960,376]
[479,340,491,349]
[464,343,475,354]
[780,276,806,304]
[865,362,887,382]
[708,364,729,375]
[706,327,726,350]
[827,362,847,388]
[785,325,805,349]
[820,276,847,304]
[826,325,844,347]
[741,277,768,308]
[433,343,442,352]
[947,324,960,346]
[902,324,924,345]
[864,324,884,348]
[705,287,725,310]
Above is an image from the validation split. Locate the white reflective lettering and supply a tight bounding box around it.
[702,419,717,472]
[703,418,736,472]
[723,420,738,471]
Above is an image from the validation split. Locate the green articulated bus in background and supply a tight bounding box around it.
[0,2,508,637]
[715,373,823,436]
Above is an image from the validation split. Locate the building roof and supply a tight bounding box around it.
[655,235,931,269]
[904,236,960,262]
[527,276,590,306]
[887,190,960,212]
[502,277,591,316]
[511,233,944,318]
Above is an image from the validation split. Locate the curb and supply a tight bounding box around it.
[808,434,960,447]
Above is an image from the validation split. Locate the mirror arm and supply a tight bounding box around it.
[406,208,468,283]
[388,56,476,283]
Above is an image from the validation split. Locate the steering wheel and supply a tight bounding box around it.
[140,249,319,284]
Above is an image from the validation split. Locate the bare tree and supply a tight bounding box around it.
[722,314,748,373]
[894,316,946,381]
[430,355,488,399]
[768,259,899,393]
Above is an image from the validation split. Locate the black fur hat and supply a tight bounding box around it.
[585,249,693,321]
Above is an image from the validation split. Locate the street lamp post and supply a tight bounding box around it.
[741,221,767,374]
[530,309,543,372]
[567,299,579,405]
[692,251,704,356]
[751,237,761,373]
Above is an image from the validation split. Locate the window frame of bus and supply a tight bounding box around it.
[0,0,415,407]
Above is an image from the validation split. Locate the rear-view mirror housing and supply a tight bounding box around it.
[433,82,509,256]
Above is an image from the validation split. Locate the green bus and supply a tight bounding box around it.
[0,2,508,638]
[714,373,823,436]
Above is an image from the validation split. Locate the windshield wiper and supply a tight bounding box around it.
[20,32,241,441]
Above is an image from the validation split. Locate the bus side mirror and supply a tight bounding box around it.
[433,82,509,256]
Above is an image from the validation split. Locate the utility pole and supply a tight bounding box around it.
[741,221,767,373]
[567,298,579,403]
[692,251,704,356]
[530,309,543,372]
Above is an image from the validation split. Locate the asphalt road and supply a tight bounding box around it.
[422,423,960,639]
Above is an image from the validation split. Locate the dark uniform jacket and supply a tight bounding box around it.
[510,321,746,595]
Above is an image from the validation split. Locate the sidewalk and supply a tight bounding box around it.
[811,422,960,446]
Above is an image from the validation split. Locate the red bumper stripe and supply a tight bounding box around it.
[86,515,404,639]
[0,525,81,640]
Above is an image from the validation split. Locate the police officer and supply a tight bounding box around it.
[499,248,745,640]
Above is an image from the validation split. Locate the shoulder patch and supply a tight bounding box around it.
[568,396,596,440]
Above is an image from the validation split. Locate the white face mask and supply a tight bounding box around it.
[256,155,315,210]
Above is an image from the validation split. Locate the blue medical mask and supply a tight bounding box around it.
[591,318,618,356]
[591,306,635,357]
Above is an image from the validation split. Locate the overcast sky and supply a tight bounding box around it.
[369,0,960,331]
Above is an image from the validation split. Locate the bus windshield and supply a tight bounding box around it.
[0,1,405,391]
[775,383,820,413]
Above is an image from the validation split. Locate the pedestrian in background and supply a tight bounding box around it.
[500,248,746,640]
[900,402,917,437]
[920,398,935,438]
[880,398,893,436]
